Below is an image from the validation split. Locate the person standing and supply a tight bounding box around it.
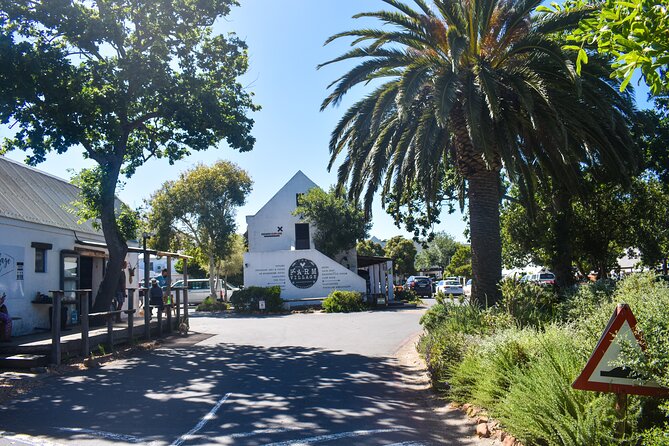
[113,261,127,323]
[0,293,12,341]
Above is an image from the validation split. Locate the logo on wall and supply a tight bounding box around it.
[288,259,318,289]
[0,252,16,279]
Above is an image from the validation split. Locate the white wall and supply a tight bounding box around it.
[244,249,366,300]
[0,216,138,336]
[246,171,317,253]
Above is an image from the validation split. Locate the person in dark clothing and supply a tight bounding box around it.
[148,278,164,320]
[113,261,127,323]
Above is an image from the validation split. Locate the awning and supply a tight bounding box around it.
[357,255,393,268]
[75,239,193,259]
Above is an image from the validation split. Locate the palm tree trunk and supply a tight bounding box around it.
[552,188,575,290]
[468,170,502,307]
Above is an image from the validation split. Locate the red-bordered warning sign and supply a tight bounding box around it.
[572,303,669,397]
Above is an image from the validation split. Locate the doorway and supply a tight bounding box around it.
[295,223,310,250]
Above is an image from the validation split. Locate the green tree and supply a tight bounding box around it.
[384,236,417,278]
[320,0,635,306]
[414,232,459,271]
[445,245,472,278]
[217,234,245,293]
[293,187,371,259]
[0,0,258,313]
[146,161,252,297]
[628,178,669,273]
[356,239,385,257]
[563,0,669,94]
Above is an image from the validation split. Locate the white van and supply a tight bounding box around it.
[171,279,240,305]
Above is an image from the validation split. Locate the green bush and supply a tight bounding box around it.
[499,279,559,328]
[230,286,283,313]
[322,290,366,313]
[395,288,418,302]
[196,296,229,312]
[642,425,669,446]
[417,325,467,389]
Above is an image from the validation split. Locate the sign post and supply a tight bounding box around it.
[572,303,669,438]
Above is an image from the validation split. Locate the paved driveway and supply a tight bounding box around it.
[0,302,484,446]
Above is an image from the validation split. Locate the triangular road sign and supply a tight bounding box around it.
[572,303,669,397]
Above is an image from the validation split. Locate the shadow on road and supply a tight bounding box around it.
[1,337,474,445]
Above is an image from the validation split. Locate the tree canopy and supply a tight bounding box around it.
[445,245,472,278]
[414,232,459,272]
[384,236,417,278]
[293,187,371,259]
[0,0,257,311]
[146,161,252,295]
[356,239,385,257]
[563,0,669,94]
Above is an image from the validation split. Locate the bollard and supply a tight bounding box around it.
[81,290,90,357]
[51,291,62,365]
[127,289,135,343]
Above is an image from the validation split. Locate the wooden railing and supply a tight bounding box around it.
[49,287,191,365]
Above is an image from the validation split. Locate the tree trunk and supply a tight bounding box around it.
[468,170,502,307]
[92,160,128,315]
[208,253,216,299]
[552,188,575,290]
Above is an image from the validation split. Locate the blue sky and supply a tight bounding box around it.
[1,0,652,243]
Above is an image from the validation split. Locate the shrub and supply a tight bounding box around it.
[395,288,418,302]
[417,325,468,389]
[499,279,559,328]
[196,296,229,312]
[496,326,626,446]
[230,286,283,313]
[322,290,366,313]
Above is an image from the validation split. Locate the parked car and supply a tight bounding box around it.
[521,271,556,286]
[404,276,433,298]
[435,279,463,295]
[463,279,472,297]
[171,279,240,305]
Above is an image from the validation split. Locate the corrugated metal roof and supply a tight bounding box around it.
[0,155,101,235]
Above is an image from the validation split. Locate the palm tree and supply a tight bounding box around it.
[320,0,637,306]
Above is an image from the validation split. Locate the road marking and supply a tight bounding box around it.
[229,428,299,438]
[260,428,405,446]
[385,442,426,446]
[0,432,64,446]
[171,392,232,446]
[58,427,146,443]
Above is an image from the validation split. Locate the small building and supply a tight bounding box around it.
[243,171,394,305]
[0,156,138,335]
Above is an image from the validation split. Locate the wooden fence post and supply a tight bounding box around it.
[51,291,62,365]
[107,314,114,352]
[127,288,135,343]
[144,287,151,341]
[80,290,90,357]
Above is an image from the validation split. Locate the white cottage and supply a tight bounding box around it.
[0,156,138,335]
[243,171,370,304]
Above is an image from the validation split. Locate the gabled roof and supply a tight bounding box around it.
[247,170,319,221]
[0,155,101,235]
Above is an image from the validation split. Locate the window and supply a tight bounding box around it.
[31,242,52,273]
[34,248,46,273]
[296,193,304,206]
[295,223,310,250]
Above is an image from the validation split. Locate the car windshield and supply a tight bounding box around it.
[445,281,460,286]
[415,278,430,284]
[539,273,555,280]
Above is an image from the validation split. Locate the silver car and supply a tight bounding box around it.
[171,279,240,305]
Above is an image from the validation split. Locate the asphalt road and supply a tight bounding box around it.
[0,301,485,446]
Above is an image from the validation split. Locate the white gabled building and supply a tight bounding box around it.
[0,156,138,335]
[243,171,369,304]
